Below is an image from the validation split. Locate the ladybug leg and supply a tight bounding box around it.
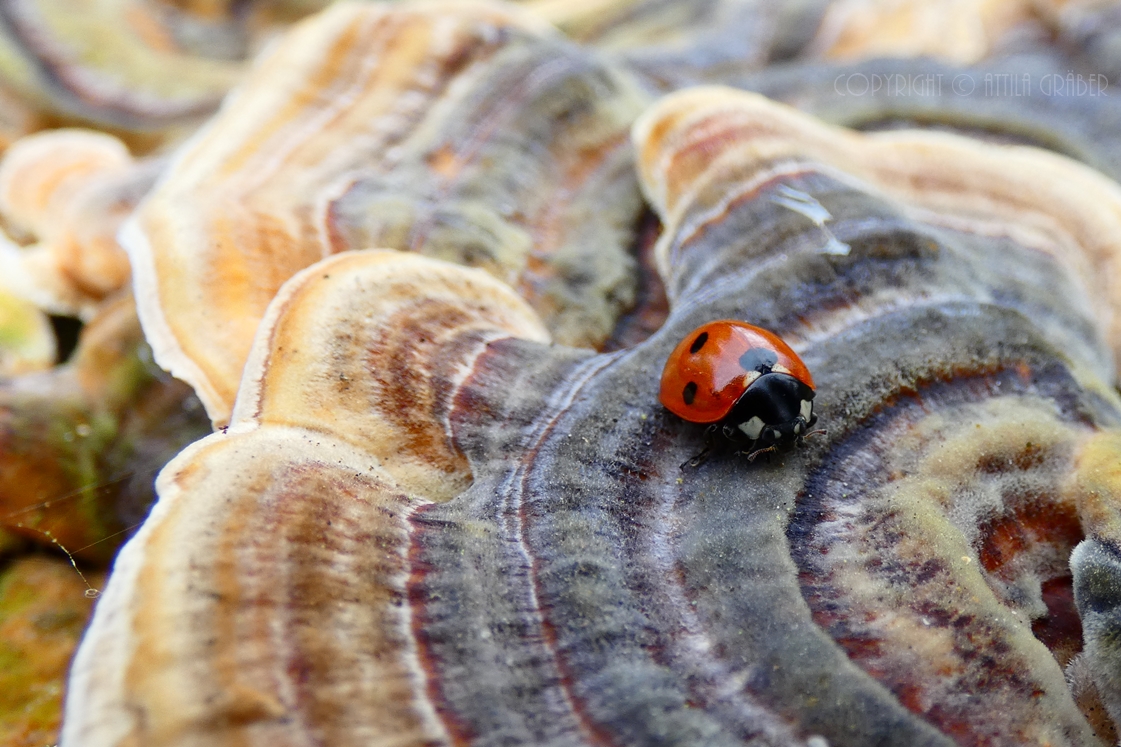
[682,448,711,469]
[681,424,718,469]
[746,445,778,462]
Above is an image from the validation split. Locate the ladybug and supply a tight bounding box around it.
[659,320,819,462]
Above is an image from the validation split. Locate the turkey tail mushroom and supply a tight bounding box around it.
[60,51,1121,747]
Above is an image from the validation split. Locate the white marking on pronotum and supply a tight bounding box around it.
[772,184,851,256]
[738,416,765,440]
[800,399,813,422]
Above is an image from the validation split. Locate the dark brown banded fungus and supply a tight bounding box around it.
[0,0,242,132]
[124,0,650,426]
[62,250,551,745]
[516,0,831,90]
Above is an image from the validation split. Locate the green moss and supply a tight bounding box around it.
[0,558,99,747]
[0,292,51,356]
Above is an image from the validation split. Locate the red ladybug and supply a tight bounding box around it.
[659,320,819,461]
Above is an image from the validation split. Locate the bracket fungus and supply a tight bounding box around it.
[123,0,650,426]
[60,68,1121,745]
[515,0,833,90]
[808,0,1072,64]
[64,250,549,745]
[0,129,158,317]
[635,86,1121,382]
[0,0,243,131]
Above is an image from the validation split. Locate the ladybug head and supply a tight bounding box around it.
[721,372,816,446]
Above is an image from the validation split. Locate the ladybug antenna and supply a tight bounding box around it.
[802,428,827,442]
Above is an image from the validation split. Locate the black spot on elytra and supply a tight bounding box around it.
[689,332,709,354]
[739,346,778,373]
[683,381,698,405]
